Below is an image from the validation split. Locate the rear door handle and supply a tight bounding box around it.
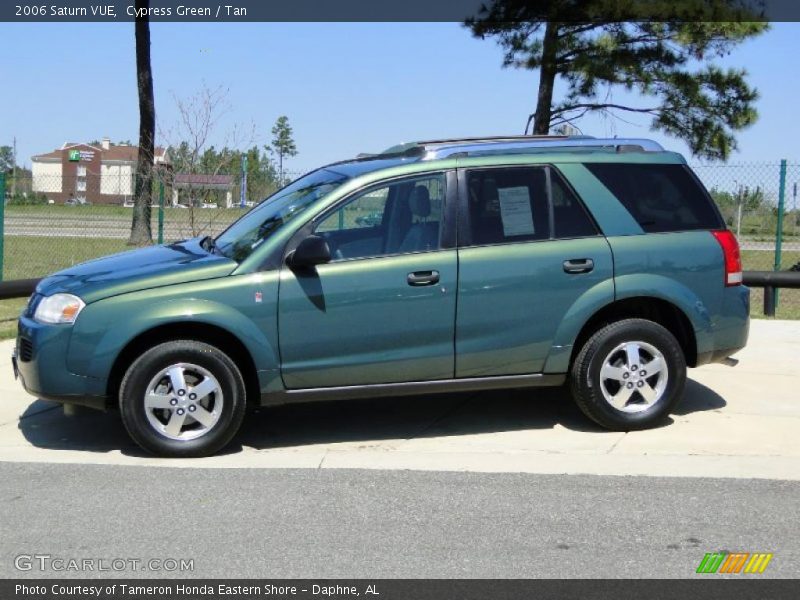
[563,258,594,274]
[407,270,440,286]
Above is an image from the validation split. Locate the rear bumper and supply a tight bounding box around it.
[14,316,108,410]
[696,285,750,366]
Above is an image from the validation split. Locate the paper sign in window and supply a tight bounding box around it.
[498,186,535,237]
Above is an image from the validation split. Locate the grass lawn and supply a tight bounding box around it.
[740,249,800,271]
[0,298,25,340]
[749,288,800,319]
[3,236,129,281]
[5,204,248,223]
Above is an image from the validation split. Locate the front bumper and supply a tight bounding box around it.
[14,315,108,410]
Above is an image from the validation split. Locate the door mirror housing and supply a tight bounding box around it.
[288,235,331,268]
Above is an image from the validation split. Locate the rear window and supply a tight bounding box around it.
[585,163,723,233]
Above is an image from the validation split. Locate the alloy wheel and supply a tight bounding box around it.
[143,363,224,441]
[598,341,669,413]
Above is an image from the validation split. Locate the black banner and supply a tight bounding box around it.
[3,579,800,600]
[4,0,800,23]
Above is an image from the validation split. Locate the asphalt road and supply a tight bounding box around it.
[1,462,798,579]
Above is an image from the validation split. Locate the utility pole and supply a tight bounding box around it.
[240,154,248,209]
[733,179,743,239]
[11,136,17,198]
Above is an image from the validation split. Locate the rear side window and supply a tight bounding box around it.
[466,167,550,245]
[585,163,723,233]
[464,166,597,246]
[551,170,598,238]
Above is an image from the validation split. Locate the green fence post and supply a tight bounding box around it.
[773,159,787,312]
[158,180,165,245]
[0,172,5,281]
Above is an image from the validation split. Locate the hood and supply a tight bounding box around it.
[36,238,238,303]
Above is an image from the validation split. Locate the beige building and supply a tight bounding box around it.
[31,138,169,204]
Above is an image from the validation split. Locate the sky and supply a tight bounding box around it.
[2,21,799,172]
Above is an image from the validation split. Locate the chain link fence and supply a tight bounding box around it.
[2,163,799,318]
[0,170,301,282]
[692,162,800,318]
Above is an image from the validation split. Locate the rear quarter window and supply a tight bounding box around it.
[585,163,723,233]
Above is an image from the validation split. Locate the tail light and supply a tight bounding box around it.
[711,230,743,286]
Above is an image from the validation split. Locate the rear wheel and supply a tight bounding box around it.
[570,318,686,430]
[119,340,246,457]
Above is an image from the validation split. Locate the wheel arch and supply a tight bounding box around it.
[564,296,698,372]
[106,321,261,409]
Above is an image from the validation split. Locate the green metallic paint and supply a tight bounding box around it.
[456,237,614,377]
[609,231,726,359]
[278,250,458,388]
[36,238,237,304]
[709,285,750,362]
[541,277,617,374]
[553,163,644,237]
[67,272,282,385]
[16,147,749,410]
[16,316,107,405]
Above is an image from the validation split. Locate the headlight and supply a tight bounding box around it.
[33,294,85,324]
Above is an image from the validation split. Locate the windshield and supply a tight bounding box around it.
[214,168,349,262]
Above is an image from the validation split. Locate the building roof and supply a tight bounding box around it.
[32,142,168,163]
[173,173,233,187]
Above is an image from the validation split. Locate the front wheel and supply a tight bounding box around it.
[570,319,686,431]
[119,341,246,457]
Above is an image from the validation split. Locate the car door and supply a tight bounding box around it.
[455,164,614,377]
[278,171,458,389]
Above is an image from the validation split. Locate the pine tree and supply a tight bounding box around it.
[271,116,298,184]
[467,1,768,160]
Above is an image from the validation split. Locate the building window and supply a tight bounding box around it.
[76,180,87,192]
[77,166,87,177]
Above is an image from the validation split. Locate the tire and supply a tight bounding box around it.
[570,318,686,431]
[119,340,247,457]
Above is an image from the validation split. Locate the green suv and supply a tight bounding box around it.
[13,136,749,457]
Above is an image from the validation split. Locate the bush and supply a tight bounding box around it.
[6,192,49,205]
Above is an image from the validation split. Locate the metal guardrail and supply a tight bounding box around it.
[0,278,39,300]
[742,271,800,317]
[2,272,799,315]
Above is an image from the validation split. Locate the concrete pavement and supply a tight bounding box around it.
[0,319,798,480]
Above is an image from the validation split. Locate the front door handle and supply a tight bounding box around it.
[563,258,594,274]
[407,270,440,286]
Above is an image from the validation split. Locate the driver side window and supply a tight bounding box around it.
[314,173,445,261]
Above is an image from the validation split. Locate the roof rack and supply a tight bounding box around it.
[380,136,665,161]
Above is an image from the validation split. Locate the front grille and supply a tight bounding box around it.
[18,338,33,362]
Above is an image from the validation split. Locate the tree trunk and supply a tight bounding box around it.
[532,21,559,135]
[129,0,155,246]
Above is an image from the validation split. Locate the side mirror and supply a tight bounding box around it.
[287,235,331,269]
